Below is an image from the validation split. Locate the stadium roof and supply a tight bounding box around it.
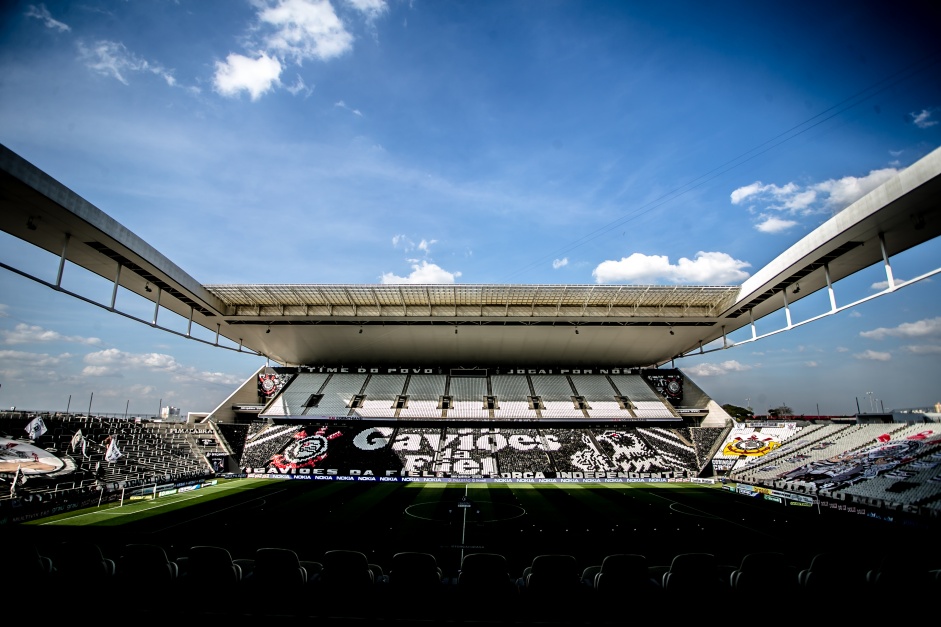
[2,143,940,368]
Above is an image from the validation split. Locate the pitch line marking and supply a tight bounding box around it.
[38,481,271,524]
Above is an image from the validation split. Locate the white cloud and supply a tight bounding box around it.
[83,348,177,376]
[345,0,389,21]
[213,52,282,100]
[552,258,569,269]
[259,0,354,63]
[814,168,898,210]
[835,346,849,352]
[391,235,436,254]
[77,40,177,86]
[911,109,938,129]
[0,304,9,317]
[335,100,363,116]
[684,360,753,377]
[860,317,941,340]
[782,189,817,212]
[2,323,101,346]
[213,0,389,100]
[730,182,765,205]
[755,216,798,233]
[905,344,941,355]
[25,4,70,32]
[732,167,901,232]
[854,349,891,361]
[848,311,862,318]
[730,181,798,205]
[0,349,71,367]
[81,348,243,385]
[804,361,818,368]
[592,251,750,284]
[380,261,461,284]
[128,383,157,396]
[285,74,313,96]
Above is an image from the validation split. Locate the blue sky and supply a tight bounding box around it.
[0,0,939,418]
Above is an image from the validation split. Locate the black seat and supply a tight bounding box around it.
[523,554,583,620]
[117,543,178,586]
[186,545,242,584]
[316,549,376,615]
[595,553,659,596]
[661,552,723,597]
[253,547,307,587]
[798,551,868,595]
[390,551,442,586]
[457,553,519,619]
[0,543,53,589]
[729,552,797,593]
[52,541,115,585]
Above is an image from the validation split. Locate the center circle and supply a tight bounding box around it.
[404,500,527,524]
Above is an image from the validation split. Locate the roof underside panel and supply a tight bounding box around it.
[204,284,741,317]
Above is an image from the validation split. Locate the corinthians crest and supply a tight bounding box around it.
[270,426,343,469]
[723,435,780,457]
[258,373,290,398]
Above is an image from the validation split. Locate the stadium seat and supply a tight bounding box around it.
[319,549,374,583]
[522,554,585,621]
[729,552,797,593]
[388,551,445,619]
[117,543,179,586]
[315,550,377,618]
[252,547,307,588]
[456,553,520,621]
[458,552,517,594]
[389,551,443,587]
[580,564,601,587]
[594,553,659,599]
[865,552,938,594]
[368,561,386,584]
[524,554,580,591]
[661,552,723,597]
[51,541,115,585]
[185,545,242,584]
[0,543,53,588]
[44,541,115,609]
[797,551,868,595]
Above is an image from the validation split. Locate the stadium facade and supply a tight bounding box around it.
[3,145,941,623]
[2,142,941,503]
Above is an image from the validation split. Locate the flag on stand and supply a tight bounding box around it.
[70,429,89,459]
[25,416,47,440]
[9,465,25,496]
[105,437,122,462]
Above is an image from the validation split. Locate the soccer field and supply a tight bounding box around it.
[19,478,866,578]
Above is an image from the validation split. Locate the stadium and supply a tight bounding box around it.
[2,142,941,620]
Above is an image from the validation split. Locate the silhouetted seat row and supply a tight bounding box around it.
[18,541,941,621]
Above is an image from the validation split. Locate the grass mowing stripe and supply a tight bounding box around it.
[27,479,264,527]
